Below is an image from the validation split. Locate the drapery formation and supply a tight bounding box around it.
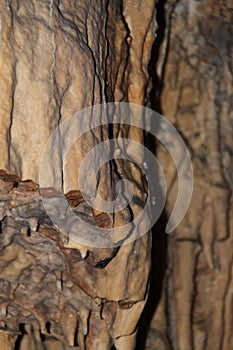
[147,1,233,349]
[0,1,156,349]
[0,1,232,349]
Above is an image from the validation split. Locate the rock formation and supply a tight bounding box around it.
[0,1,156,349]
[0,0,232,349]
[145,1,233,349]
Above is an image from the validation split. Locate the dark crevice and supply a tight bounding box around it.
[136,1,171,349]
[104,0,111,103]
[73,319,79,346]
[15,324,26,350]
[26,227,31,237]
[147,0,167,112]
[136,211,169,350]
[45,321,51,334]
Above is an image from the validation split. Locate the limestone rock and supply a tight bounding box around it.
[149,1,233,349]
[0,1,156,349]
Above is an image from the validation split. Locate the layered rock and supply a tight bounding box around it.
[0,1,156,349]
[148,1,233,349]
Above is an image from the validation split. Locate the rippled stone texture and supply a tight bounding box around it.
[148,1,233,350]
[0,1,156,349]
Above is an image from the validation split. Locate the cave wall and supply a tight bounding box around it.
[148,1,233,349]
[0,0,232,349]
[0,1,156,349]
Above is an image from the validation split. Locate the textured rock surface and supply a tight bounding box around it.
[0,0,155,190]
[0,1,156,349]
[0,171,151,349]
[146,1,233,349]
[1,0,232,349]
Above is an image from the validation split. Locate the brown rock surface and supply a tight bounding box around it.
[0,1,156,349]
[0,170,150,349]
[1,0,232,349]
[145,1,233,350]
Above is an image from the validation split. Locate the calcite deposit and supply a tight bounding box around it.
[1,0,232,349]
[0,1,156,349]
[147,1,233,350]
